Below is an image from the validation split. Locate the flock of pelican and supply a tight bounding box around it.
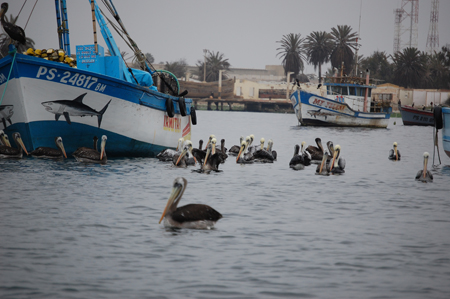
[0,130,107,164]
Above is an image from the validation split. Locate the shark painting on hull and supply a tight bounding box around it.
[41,93,111,128]
[0,105,14,128]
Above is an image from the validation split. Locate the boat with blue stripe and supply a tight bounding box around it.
[0,0,195,157]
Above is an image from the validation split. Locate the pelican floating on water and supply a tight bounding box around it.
[306,138,324,162]
[201,139,227,171]
[289,142,310,170]
[329,144,345,174]
[173,140,196,167]
[388,142,401,161]
[415,152,433,182]
[157,138,184,162]
[228,136,244,156]
[159,177,222,229]
[30,136,67,159]
[0,132,28,158]
[73,135,107,164]
[236,138,254,164]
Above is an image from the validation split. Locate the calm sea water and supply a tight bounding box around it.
[1,111,450,299]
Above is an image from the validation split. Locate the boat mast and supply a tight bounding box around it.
[55,0,71,55]
[354,0,362,76]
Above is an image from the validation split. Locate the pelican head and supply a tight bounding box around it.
[293,144,300,156]
[236,139,247,162]
[55,136,67,158]
[330,144,341,171]
[159,177,187,224]
[267,139,274,152]
[259,138,265,150]
[205,134,215,149]
[13,132,28,155]
[393,142,398,161]
[0,130,11,147]
[422,152,429,178]
[203,143,213,167]
[99,135,107,160]
[176,138,184,151]
[176,140,193,165]
[211,138,217,155]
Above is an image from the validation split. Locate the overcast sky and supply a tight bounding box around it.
[8,0,450,74]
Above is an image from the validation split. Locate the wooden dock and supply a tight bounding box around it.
[192,97,293,112]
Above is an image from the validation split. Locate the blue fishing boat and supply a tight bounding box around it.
[290,72,392,128]
[0,0,195,157]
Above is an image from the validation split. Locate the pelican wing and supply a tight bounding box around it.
[172,204,223,223]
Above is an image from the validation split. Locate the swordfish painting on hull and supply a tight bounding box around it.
[41,93,111,128]
[0,105,14,128]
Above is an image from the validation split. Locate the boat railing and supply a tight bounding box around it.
[324,76,377,86]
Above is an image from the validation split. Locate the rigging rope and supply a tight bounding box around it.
[24,0,38,30]
[0,48,17,106]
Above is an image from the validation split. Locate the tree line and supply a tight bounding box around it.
[277,25,450,89]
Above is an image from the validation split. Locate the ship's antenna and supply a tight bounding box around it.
[354,0,362,76]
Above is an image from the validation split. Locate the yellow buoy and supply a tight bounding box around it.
[26,48,35,55]
[34,49,42,55]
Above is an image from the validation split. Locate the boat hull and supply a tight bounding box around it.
[442,107,450,158]
[0,54,193,157]
[398,104,434,126]
[290,90,391,128]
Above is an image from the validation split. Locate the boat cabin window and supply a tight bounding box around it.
[349,87,356,96]
[331,86,341,95]
[368,88,372,97]
[341,87,348,95]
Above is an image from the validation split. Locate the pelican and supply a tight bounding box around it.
[201,139,227,171]
[204,134,216,150]
[173,140,196,167]
[192,139,205,164]
[315,152,330,175]
[289,143,310,170]
[73,135,107,164]
[388,142,401,161]
[306,138,324,162]
[415,152,433,182]
[0,132,28,158]
[159,177,222,229]
[329,144,345,174]
[265,139,277,160]
[228,136,244,156]
[236,138,253,164]
[300,141,311,165]
[248,137,265,155]
[0,130,11,147]
[157,138,184,161]
[0,3,26,46]
[30,136,67,159]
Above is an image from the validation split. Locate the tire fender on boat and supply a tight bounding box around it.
[166,98,174,118]
[434,106,443,130]
[190,106,197,125]
[178,97,187,116]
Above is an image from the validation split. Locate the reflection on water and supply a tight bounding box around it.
[1,113,450,299]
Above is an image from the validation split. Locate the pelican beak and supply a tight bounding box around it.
[236,144,245,163]
[319,153,327,173]
[60,142,67,158]
[159,179,185,224]
[394,146,398,161]
[176,148,188,165]
[423,155,428,178]
[17,136,28,155]
[203,147,211,167]
[100,138,106,160]
[330,149,338,172]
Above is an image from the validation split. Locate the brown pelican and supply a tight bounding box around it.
[159,177,222,229]
[201,139,227,171]
[289,142,310,170]
[415,152,433,182]
[236,139,253,164]
[0,130,11,147]
[306,138,324,162]
[0,3,26,46]
[329,144,345,174]
[301,141,312,165]
[315,152,330,175]
[228,136,244,156]
[173,140,196,167]
[73,135,107,164]
[248,137,265,155]
[157,138,184,162]
[30,136,67,159]
[204,134,216,150]
[265,139,277,160]
[0,132,28,158]
[388,142,401,161]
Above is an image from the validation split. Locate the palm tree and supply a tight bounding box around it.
[276,33,306,77]
[0,14,34,57]
[359,51,393,83]
[391,47,427,88]
[330,25,358,75]
[196,51,230,82]
[164,59,188,78]
[304,31,334,83]
[424,51,449,89]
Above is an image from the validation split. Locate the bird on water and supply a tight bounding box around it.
[73,135,107,164]
[159,177,222,229]
[0,132,28,158]
[388,142,401,161]
[30,136,67,159]
[415,152,433,183]
[0,3,26,45]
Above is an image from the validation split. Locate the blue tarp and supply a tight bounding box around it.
[131,68,156,90]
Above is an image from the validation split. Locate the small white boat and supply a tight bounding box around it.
[290,72,391,128]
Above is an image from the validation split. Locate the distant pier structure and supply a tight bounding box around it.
[393,0,419,54]
[426,0,440,54]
